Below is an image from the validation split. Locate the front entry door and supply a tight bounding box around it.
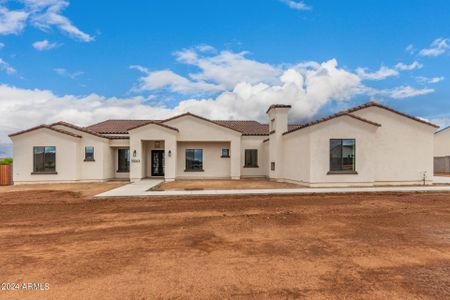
[151,150,165,176]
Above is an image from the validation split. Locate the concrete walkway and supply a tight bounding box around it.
[96,179,163,197]
[433,175,450,184]
[96,177,450,197]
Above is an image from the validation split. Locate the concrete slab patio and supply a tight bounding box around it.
[96,177,450,197]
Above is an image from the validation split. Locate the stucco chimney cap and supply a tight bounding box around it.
[266,104,292,114]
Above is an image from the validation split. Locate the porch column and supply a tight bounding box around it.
[230,138,241,180]
[129,136,142,182]
[164,136,177,182]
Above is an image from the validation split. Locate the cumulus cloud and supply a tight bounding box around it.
[32,39,60,50]
[174,47,282,89]
[130,67,221,95]
[419,38,449,57]
[0,0,93,42]
[280,0,311,11]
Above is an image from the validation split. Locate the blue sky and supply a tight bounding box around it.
[1,0,450,146]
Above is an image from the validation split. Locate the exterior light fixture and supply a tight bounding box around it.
[168,150,172,157]
[133,150,137,157]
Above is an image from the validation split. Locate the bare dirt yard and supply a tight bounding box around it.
[1,183,450,299]
[152,178,301,191]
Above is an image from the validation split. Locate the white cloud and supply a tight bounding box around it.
[416,76,444,84]
[0,58,16,74]
[356,66,399,80]
[53,67,83,79]
[0,6,28,35]
[174,48,282,90]
[131,68,222,95]
[32,39,59,50]
[394,61,423,71]
[0,0,93,42]
[0,42,4,49]
[379,85,434,99]
[419,38,449,57]
[356,61,423,81]
[280,0,311,11]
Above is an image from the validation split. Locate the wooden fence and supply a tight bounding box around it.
[0,164,12,185]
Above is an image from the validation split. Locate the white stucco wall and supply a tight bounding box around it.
[176,141,231,179]
[165,115,242,179]
[351,106,435,184]
[52,124,112,181]
[10,128,80,183]
[280,127,311,185]
[240,136,267,177]
[308,116,378,187]
[128,125,177,182]
[434,129,450,157]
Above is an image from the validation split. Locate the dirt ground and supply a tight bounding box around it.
[1,184,450,299]
[153,179,301,191]
[0,181,127,197]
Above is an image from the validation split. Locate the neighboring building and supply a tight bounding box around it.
[434,127,450,173]
[9,101,438,186]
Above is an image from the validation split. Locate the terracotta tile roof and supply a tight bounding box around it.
[86,117,301,136]
[213,120,269,136]
[283,113,381,136]
[9,124,82,138]
[50,121,108,139]
[86,120,154,134]
[127,120,179,132]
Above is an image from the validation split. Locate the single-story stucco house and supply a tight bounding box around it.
[9,101,438,187]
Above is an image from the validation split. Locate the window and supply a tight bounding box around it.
[33,146,56,173]
[117,149,130,172]
[221,148,230,157]
[244,149,258,168]
[186,149,203,171]
[329,139,356,173]
[84,146,94,161]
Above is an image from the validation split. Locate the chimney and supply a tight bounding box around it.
[266,104,291,135]
[266,104,291,180]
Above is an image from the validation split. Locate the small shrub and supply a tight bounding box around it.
[0,158,13,165]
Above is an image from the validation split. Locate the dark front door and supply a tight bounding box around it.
[151,150,165,176]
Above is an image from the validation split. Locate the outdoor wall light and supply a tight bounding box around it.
[168,150,172,157]
[133,150,136,157]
